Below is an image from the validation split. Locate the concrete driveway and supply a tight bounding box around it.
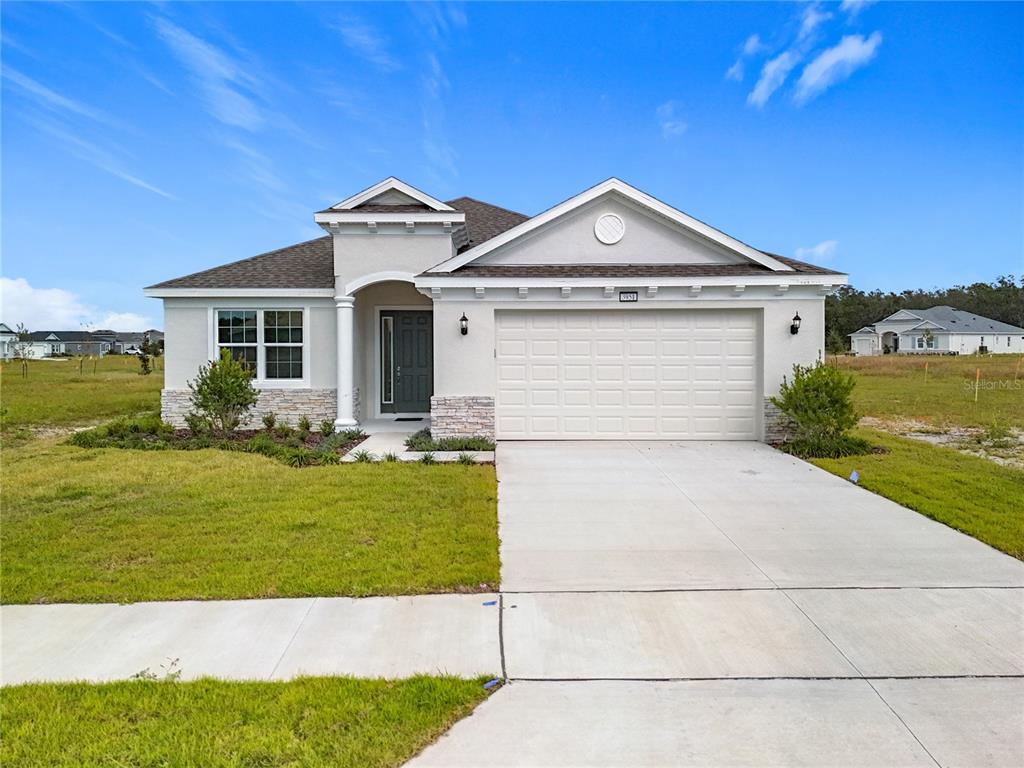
[409,440,1024,767]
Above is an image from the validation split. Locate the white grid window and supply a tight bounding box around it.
[216,309,304,380]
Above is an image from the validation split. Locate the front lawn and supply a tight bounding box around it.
[0,356,163,433]
[0,676,492,768]
[834,354,1023,428]
[812,429,1024,560]
[1,440,499,604]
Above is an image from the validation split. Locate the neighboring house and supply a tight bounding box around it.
[23,331,112,357]
[0,323,17,360]
[849,307,1024,356]
[113,330,165,353]
[145,177,847,441]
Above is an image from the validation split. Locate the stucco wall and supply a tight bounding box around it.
[475,196,746,267]
[162,297,336,390]
[333,233,455,291]
[432,291,824,401]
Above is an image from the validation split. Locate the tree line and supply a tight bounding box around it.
[825,275,1023,352]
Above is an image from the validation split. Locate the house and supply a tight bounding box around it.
[23,331,112,357]
[849,307,1024,356]
[145,177,847,441]
[0,323,18,360]
[113,330,165,354]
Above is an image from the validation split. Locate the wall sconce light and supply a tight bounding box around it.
[790,312,802,335]
[459,313,469,336]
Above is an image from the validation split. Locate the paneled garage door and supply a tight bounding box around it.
[495,309,759,439]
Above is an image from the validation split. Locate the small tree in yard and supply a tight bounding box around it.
[138,332,159,376]
[187,349,258,434]
[771,363,870,458]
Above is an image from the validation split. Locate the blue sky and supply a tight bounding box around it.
[2,1,1022,331]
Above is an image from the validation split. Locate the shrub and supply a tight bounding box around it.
[274,424,294,439]
[456,452,476,465]
[282,447,317,467]
[318,451,341,465]
[419,451,437,465]
[405,429,495,452]
[337,428,366,442]
[262,412,277,431]
[68,416,174,449]
[188,350,259,435]
[771,363,871,458]
[320,420,335,437]
[184,412,211,435]
[351,449,375,463]
[244,432,281,459]
[297,415,312,433]
[381,451,399,463]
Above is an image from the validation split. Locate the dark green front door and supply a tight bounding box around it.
[380,310,432,413]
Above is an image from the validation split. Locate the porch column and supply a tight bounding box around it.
[334,295,358,427]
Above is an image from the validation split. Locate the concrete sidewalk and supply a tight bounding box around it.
[1,594,501,685]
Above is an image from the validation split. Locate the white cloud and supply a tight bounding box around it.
[743,34,766,56]
[0,277,155,332]
[656,101,688,138]
[725,59,744,82]
[335,17,400,72]
[841,0,877,17]
[799,3,833,41]
[794,32,883,104]
[747,50,800,108]
[795,240,838,262]
[153,17,266,130]
[2,67,122,128]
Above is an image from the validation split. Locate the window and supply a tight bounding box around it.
[264,311,303,379]
[381,315,394,404]
[216,309,304,380]
[217,310,257,372]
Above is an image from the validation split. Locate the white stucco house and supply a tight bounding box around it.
[849,307,1024,356]
[145,177,846,441]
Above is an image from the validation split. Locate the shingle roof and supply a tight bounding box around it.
[892,306,1024,334]
[26,331,104,342]
[149,197,529,290]
[148,197,837,289]
[147,237,335,290]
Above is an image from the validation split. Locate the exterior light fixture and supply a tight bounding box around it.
[459,313,469,336]
[790,312,802,335]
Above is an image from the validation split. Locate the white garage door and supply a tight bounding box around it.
[495,309,759,439]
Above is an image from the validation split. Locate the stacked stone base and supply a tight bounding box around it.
[429,395,495,440]
[161,388,338,428]
[763,397,796,445]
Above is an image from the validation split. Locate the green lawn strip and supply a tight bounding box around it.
[1,441,499,604]
[0,675,493,768]
[0,356,164,432]
[836,355,1024,429]
[810,429,1024,560]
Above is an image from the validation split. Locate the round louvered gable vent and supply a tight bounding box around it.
[594,213,625,245]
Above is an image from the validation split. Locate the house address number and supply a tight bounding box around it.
[619,291,639,302]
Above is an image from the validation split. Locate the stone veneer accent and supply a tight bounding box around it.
[763,397,796,445]
[161,388,338,428]
[429,395,495,440]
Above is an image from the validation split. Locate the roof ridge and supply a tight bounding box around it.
[446,196,529,219]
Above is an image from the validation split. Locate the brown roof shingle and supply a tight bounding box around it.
[446,197,529,252]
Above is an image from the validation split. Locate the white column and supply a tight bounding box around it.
[334,295,357,427]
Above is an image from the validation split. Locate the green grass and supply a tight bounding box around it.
[1,440,499,604]
[0,676,493,768]
[832,354,1024,428]
[0,355,163,432]
[811,429,1024,560]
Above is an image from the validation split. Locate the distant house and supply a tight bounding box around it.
[113,329,165,354]
[849,306,1024,356]
[0,323,17,360]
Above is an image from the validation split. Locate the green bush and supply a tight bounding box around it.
[187,350,258,435]
[419,451,437,465]
[184,412,211,435]
[297,415,312,433]
[405,429,495,452]
[319,420,335,437]
[351,449,375,463]
[262,412,277,431]
[282,447,317,467]
[771,363,871,458]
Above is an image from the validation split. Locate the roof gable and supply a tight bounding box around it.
[327,177,454,212]
[883,309,923,322]
[428,178,794,274]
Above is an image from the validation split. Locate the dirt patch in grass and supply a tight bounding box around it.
[861,416,1024,470]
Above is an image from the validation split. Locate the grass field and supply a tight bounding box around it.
[832,354,1024,429]
[0,676,492,768]
[0,355,163,433]
[2,440,499,604]
[812,429,1024,560]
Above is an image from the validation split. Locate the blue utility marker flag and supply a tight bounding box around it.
[483,678,501,689]
[850,470,859,484]
[482,600,497,606]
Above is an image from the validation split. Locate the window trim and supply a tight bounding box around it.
[210,307,310,388]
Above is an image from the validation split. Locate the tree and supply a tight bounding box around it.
[11,324,34,377]
[187,349,259,434]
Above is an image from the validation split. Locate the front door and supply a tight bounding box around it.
[380,310,432,414]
